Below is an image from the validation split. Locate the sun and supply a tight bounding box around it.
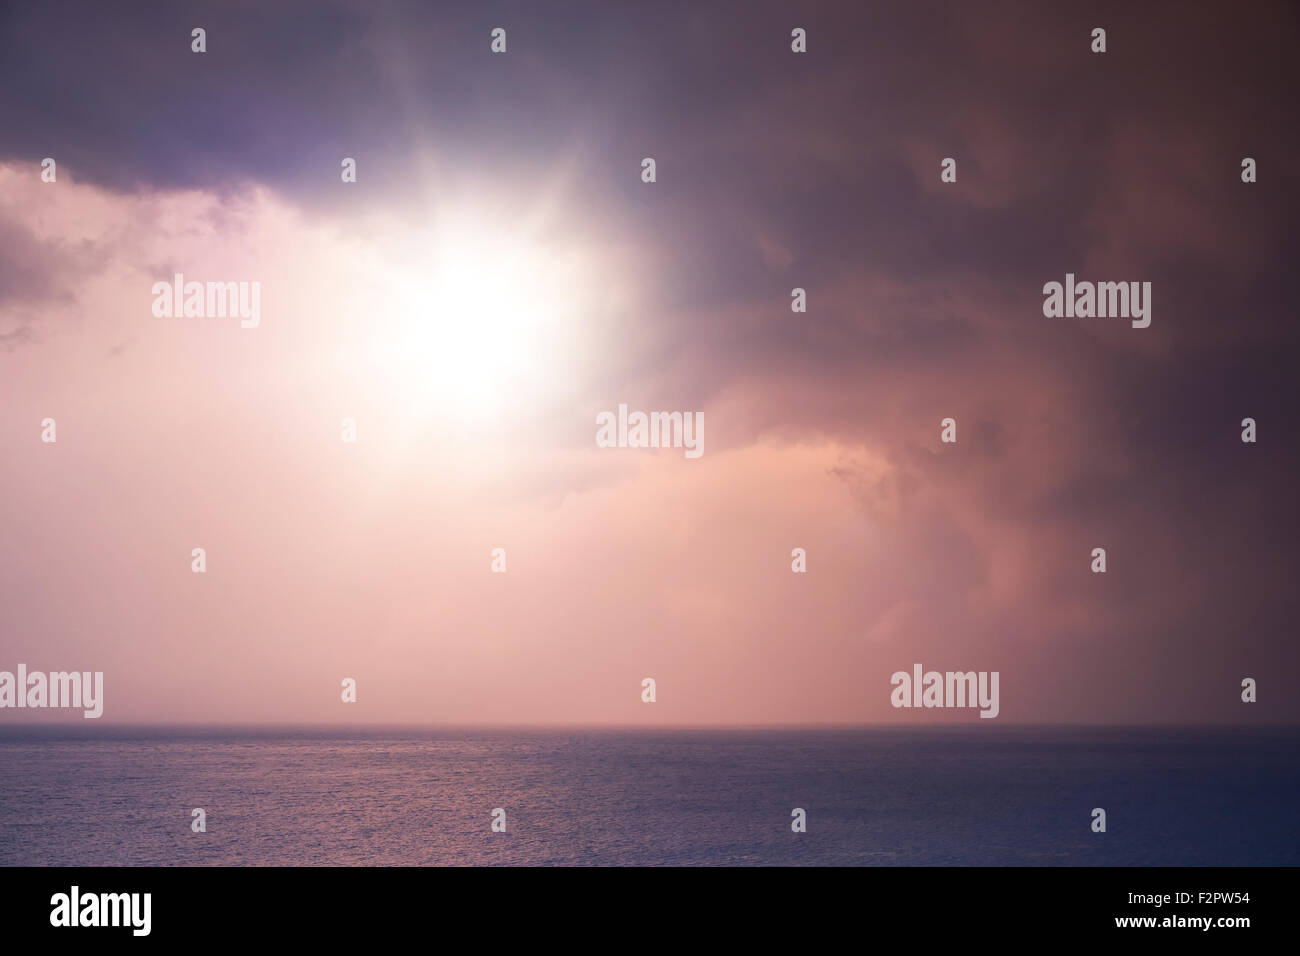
[364,212,580,421]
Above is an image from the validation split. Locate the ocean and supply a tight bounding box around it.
[1,726,1296,866]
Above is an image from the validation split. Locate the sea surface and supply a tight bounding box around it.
[1,726,1296,866]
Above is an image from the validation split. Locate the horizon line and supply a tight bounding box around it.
[1,720,1296,732]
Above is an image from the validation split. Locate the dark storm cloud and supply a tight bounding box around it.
[3,1,1294,298]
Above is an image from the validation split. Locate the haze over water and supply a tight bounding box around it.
[2,726,1295,866]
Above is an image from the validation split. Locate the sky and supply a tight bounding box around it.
[1,0,1298,725]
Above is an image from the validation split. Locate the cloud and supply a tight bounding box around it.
[1,1,1298,723]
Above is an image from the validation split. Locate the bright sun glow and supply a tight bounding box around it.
[366,212,582,421]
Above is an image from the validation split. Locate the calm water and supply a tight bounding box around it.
[1,726,1296,866]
